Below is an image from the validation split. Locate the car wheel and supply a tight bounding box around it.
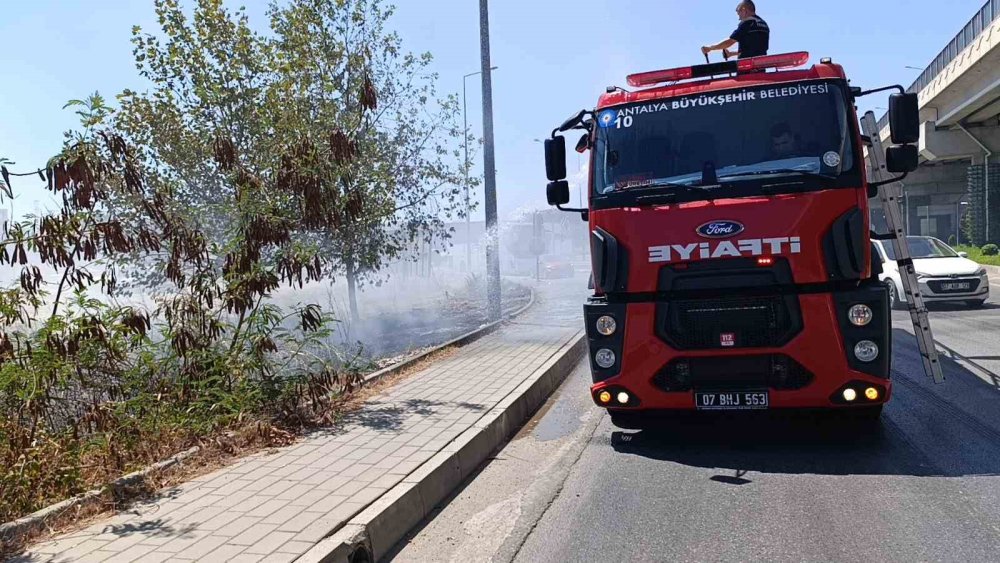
[887,282,905,310]
[966,299,987,309]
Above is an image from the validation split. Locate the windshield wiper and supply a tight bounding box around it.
[718,169,837,194]
[619,180,700,191]
[628,181,720,204]
[719,169,837,182]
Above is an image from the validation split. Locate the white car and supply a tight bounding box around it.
[873,236,990,309]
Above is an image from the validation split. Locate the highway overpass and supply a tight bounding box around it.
[873,0,1000,246]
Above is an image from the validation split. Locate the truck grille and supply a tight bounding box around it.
[654,354,814,392]
[926,278,981,294]
[664,295,794,349]
[654,258,804,351]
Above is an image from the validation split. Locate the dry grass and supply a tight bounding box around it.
[2,342,464,557]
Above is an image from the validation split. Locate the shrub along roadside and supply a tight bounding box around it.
[955,245,1000,266]
[0,81,370,527]
[0,280,524,555]
[1,0,471,534]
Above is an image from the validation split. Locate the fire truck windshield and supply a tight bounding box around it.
[592,80,859,204]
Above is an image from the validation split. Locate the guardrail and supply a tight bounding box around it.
[877,0,1000,131]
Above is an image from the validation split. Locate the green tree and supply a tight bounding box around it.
[0,91,341,525]
[961,204,975,247]
[116,0,469,320]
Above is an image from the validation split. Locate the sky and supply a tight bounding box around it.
[0,0,990,222]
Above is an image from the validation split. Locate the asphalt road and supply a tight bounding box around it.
[389,280,1000,563]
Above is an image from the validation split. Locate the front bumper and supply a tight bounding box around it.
[917,276,989,302]
[584,283,892,411]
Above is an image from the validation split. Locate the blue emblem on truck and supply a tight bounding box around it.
[696,220,745,239]
[597,110,616,128]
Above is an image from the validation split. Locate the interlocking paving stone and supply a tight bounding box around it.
[20,300,579,562]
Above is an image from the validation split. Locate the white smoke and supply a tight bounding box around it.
[566,155,590,208]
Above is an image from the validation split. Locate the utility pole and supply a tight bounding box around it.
[533,210,542,282]
[577,152,583,207]
[462,67,496,273]
[463,74,472,272]
[479,0,501,321]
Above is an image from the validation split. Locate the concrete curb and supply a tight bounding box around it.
[0,447,200,546]
[298,329,587,563]
[981,264,1000,278]
[1,288,535,550]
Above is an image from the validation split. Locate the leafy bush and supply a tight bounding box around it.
[0,0,470,528]
[982,244,1000,256]
[0,103,343,523]
[955,245,1000,266]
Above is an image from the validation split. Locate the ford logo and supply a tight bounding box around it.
[696,220,745,239]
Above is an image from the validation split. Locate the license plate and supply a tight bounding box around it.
[695,391,769,411]
[941,282,970,291]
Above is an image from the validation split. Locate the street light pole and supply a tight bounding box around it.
[462,67,496,273]
[577,152,582,207]
[462,73,472,273]
[479,0,501,321]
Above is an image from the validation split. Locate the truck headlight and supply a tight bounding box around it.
[854,340,879,363]
[595,348,616,369]
[848,304,873,327]
[595,315,617,336]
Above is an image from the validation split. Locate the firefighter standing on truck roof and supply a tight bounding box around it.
[701,1,770,60]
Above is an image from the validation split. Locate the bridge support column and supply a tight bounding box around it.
[967,162,1000,245]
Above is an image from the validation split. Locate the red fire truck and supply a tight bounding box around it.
[543,52,921,428]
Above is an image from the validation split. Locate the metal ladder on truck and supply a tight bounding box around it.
[860,111,944,384]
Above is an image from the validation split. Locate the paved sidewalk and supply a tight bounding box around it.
[17,283,583,562]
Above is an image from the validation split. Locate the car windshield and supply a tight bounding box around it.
[592,80,857,202]
[882,237,959,260]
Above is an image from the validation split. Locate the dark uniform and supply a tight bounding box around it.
[730,15,770,58]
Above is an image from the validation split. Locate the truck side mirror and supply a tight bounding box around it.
[888,92,919,145]
[886,144,918,173]
[558,110,587,132]
[546,180,570,206]
[545,136,567,181]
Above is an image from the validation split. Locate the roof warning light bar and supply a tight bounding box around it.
[626,51,810,88]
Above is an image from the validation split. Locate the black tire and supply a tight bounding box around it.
[609,411,646,430]
[966,299,987,309]
[887,281,906,310]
